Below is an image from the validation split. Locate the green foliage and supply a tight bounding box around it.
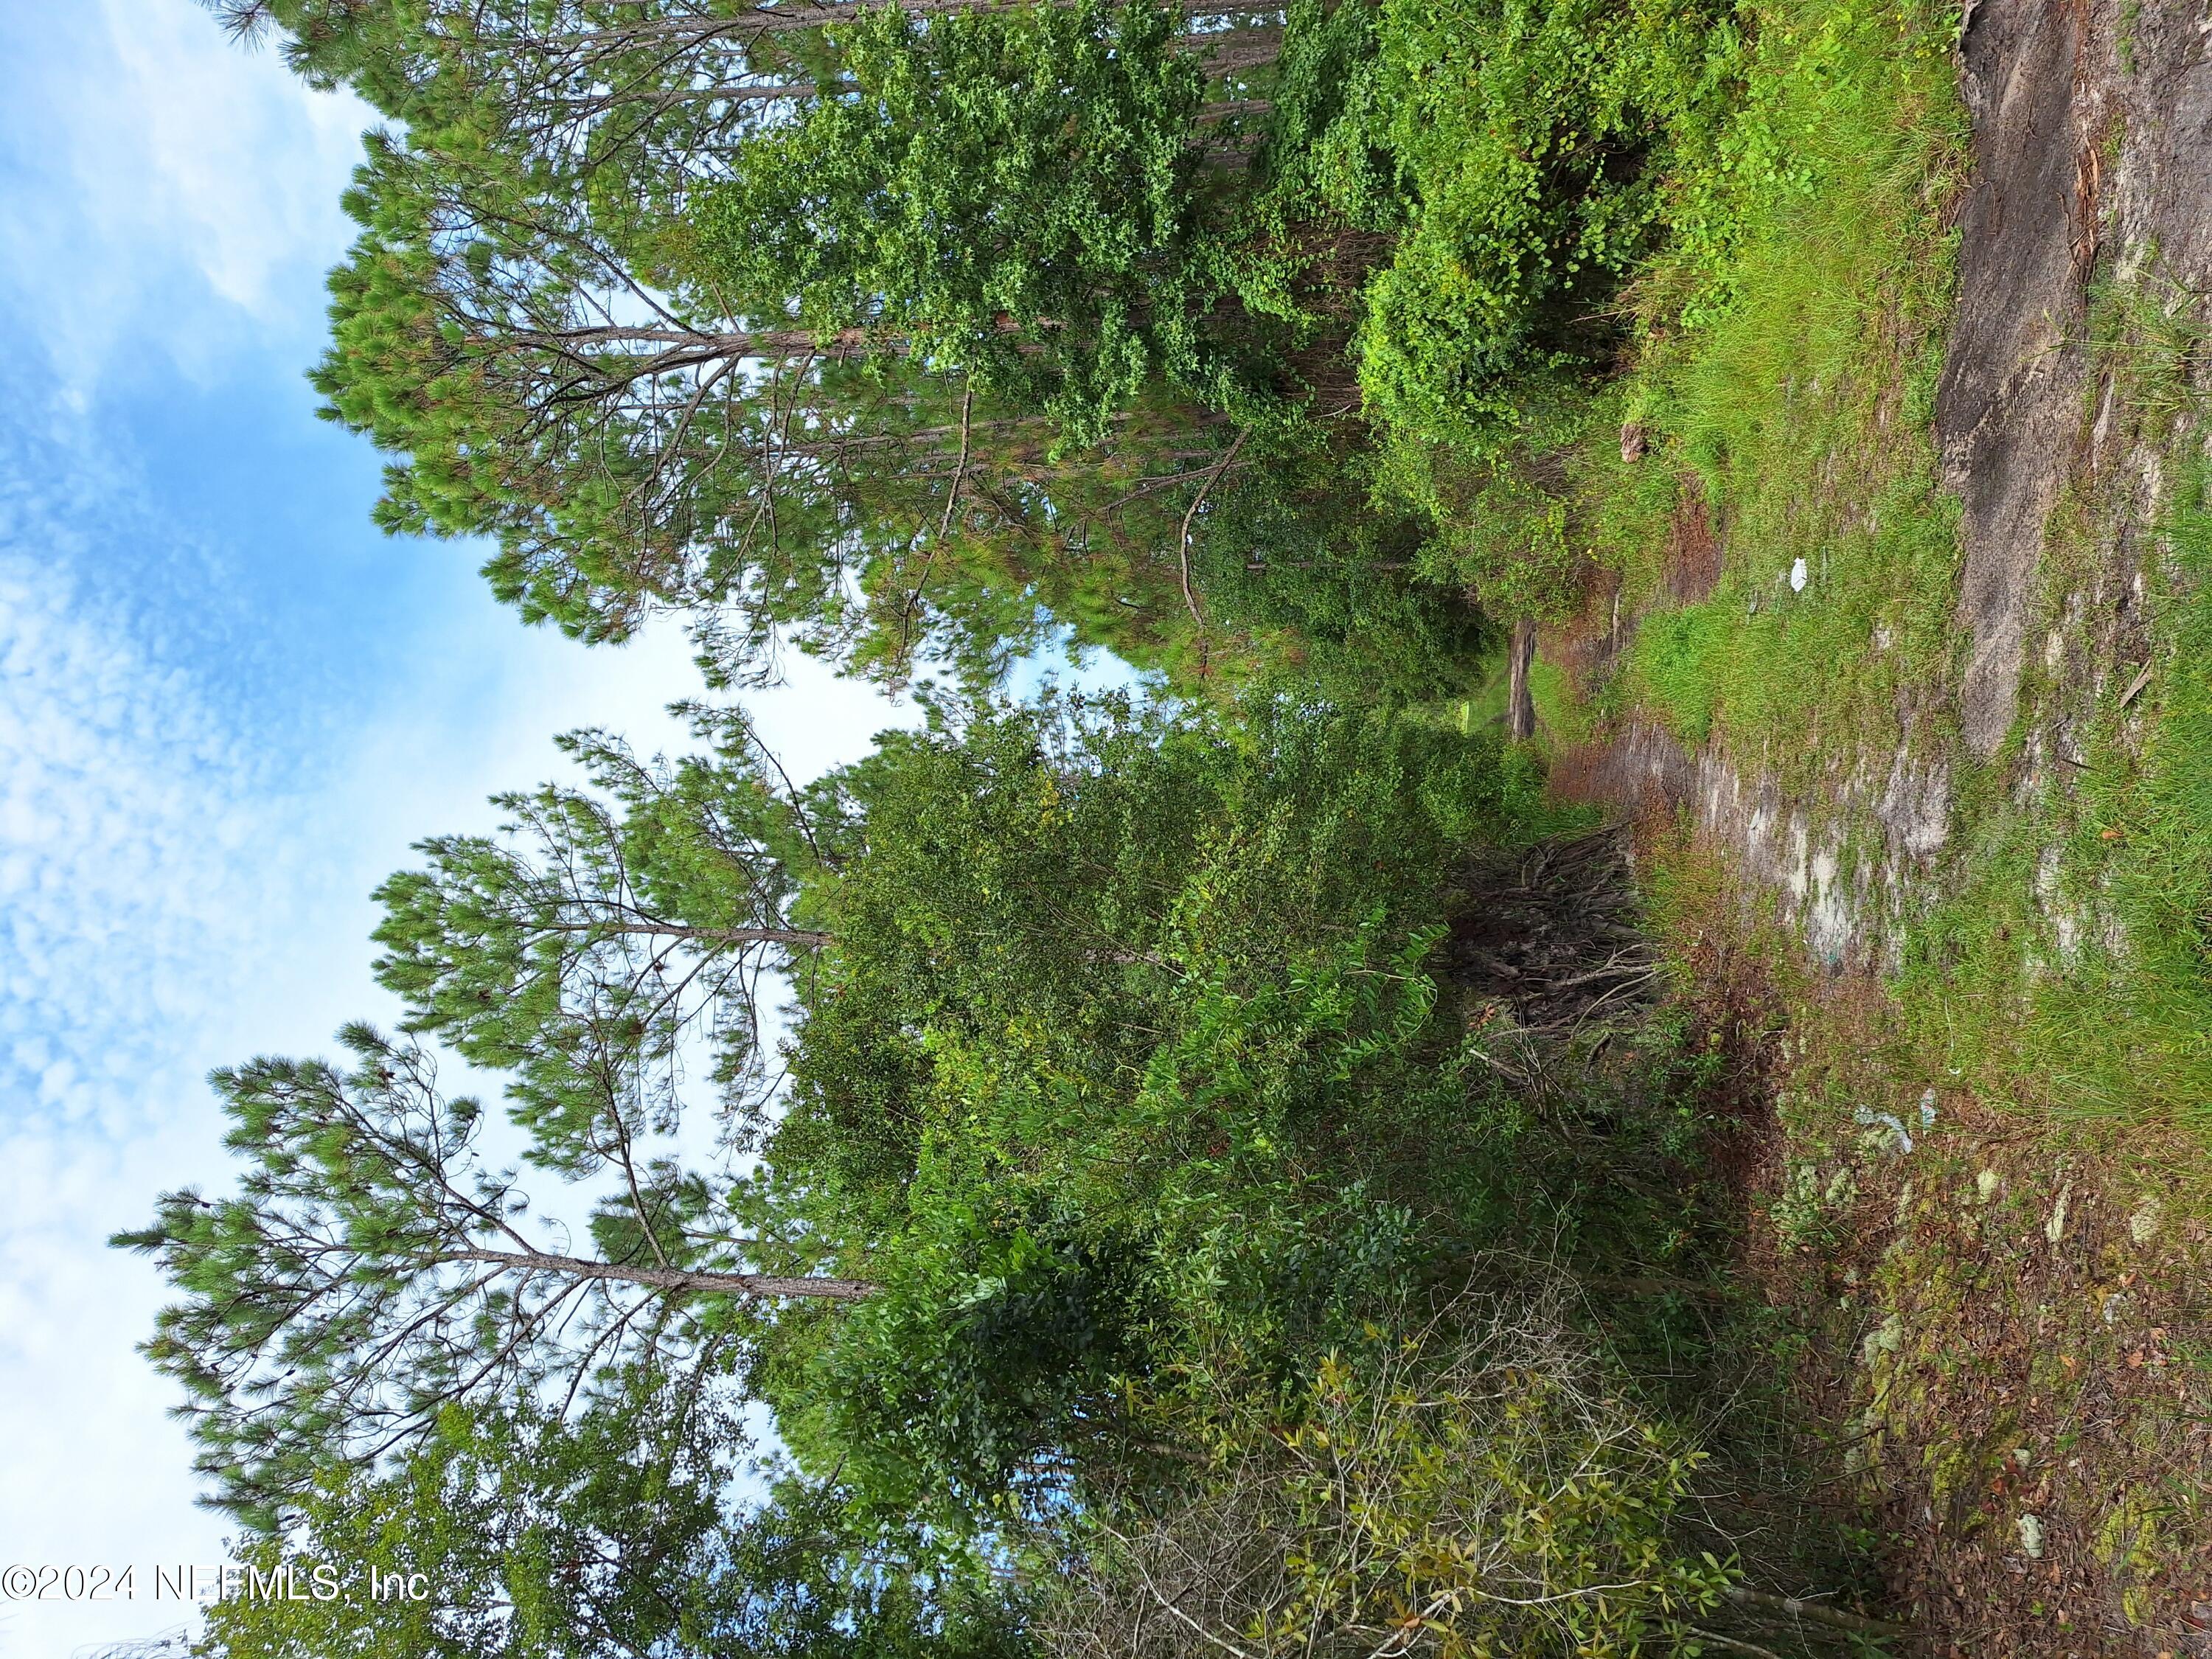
[310,113,1450,696]
[692,1,1237,446]
[279,0,1461,699]
[760,695,1534,1508]
[1300,0,1965,651]
[1208,0,1747,625]
[776,692,1509,1194]
[129,689,1533,1531]
[784,1203,1153,1516]
[265,0,1936,700]
[1326,0,1742,456]
[200,1385,741,1659]
[114,1021,867,1528]
[1589,0,1969,774]
[131,675,1868,1634]
[1036,1294,1735,1656]
[1392,392,1615,621]
[150,2,1948,1638]
[371,717,824,1155]
[199,1383,1031,1659]
[1189,445,1499,697]
[116,1031,540,1528]
[310,128,1085,680]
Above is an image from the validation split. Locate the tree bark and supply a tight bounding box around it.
[552,24,1279,93]
[476,315,1045,375]
[535,919,834,947]
[1506,617,1537,742]
[482,323,826,359]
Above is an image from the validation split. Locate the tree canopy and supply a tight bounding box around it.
[123,694,1527,1522]
[201,1382,1032,1658]
[125,1,1923,1649]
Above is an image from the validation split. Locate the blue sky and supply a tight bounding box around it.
[0,5,914,1652]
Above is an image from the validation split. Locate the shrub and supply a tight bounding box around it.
[1327,0,1741,456]
[1034,1283,1735,1657]
[759,697,1540,1517]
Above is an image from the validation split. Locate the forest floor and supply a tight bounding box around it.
[1661,858,2212,1658]
[1523,3,2212,1653]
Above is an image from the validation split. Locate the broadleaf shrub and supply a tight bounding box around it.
[1326,0,1742,456]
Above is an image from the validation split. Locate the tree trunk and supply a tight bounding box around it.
[537,919,834,948]
[479,315,1045,379]
[533,0,1291,47]
[570,23,1280,83]
[455,1246,876,1301]
[1506,617,1537,742]
[1192,29,1283,73]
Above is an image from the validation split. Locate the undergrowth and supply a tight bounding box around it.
[1351,0,1970,748]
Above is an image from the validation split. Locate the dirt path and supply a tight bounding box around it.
[1554,4,2212,1652]
[1557,0,2212,970]
[1668,926,2212,1658]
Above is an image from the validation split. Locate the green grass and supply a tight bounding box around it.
[1897,445,2212,1124]
[1617,36,2212,1134]
[1526,654,1592,751]
[1861,268,2211,1126]
[1522,10,2212,1133]
[1606,0,1969,787]
[1632,602,1729,746]
[1391,3,2212,1136]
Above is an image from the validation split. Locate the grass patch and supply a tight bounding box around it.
[1526,653,1591,751]
[1646,839,2212,1642]
[1519,10,2212,1140]
[1629,599,1729,746]
[1607,0,1969,782]
[1882,267,2212,1127]
[1897,449,2212,1124]
[1547,18,2212,1641]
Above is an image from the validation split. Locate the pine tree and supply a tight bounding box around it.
[369,718,830,1154]
[121,694,1516,1526]
[114,1026,872,1529]
[196,1379,1033,1657]
[226,0,1344,685]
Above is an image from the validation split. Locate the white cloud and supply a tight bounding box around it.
[0,376,905,1659]
[97,0,369,323]
[0,0,372,392]
[0,488,287,1655]
[0,10,919,1651]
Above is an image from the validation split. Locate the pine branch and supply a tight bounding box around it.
[450,1246,875,1301]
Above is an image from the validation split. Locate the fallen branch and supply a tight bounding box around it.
[2118,659,2155,708]
[1687,1629,1784,1659]
[1722,1586,1910,1638]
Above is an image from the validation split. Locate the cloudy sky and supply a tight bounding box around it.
[0,5,916,1652]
